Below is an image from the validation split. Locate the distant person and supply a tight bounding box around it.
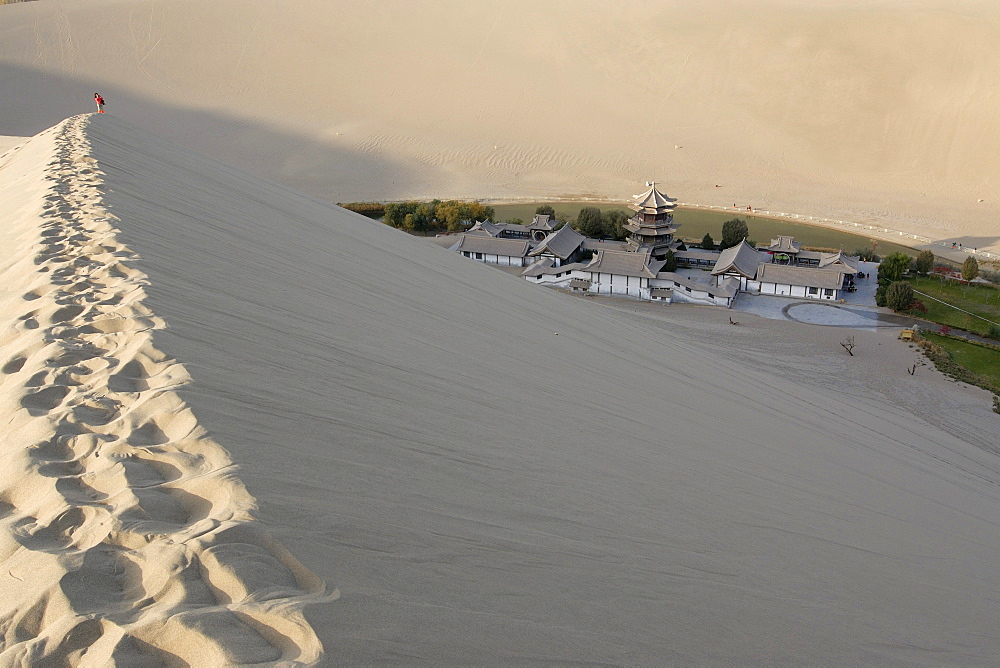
[94,93,105,113]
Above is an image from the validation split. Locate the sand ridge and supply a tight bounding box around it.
[0,115,333,665]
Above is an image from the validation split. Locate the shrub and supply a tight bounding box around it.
[879,252,911,283]
[662,249,678,272]
[886,281,915,311]
[988,325,1000,341]
[915,250,935,275]
[875,283,887,307]
[962,256,980,281]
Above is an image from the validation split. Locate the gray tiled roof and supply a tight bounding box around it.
[711,239,762,278]
[467,220,502,237]
[675,249,720,261]
[498,223,531,236]
[582,239,629,251]
[756,263,847,290]
[521,258,555,277]
[529,214,556,230]
[429,235,462,249]
[818,251,860,273]
[713,277,740,298]
[585,250,663,278]
[522,259,589,277]
[529,225,585,259]
[766,235,801,253]
[656,272,738,299]
[453,235,531,257]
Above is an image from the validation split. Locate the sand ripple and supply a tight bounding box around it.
[0,116,334,665]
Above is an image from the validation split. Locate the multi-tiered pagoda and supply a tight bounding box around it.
[624,182,679,260]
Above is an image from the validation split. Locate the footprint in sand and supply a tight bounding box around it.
[20,385,71,414]
[2,356,27,374]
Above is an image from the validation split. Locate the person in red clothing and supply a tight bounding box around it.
[94,93,105,113]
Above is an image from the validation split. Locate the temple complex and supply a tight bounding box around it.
[437,181,862,307]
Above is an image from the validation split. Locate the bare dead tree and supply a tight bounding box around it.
[840,336,856,356]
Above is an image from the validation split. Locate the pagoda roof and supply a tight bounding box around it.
[629,182,677,214]
[624,220,679,236]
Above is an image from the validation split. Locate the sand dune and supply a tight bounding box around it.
[0,116,332,664]
[1,0,999,256]
[1,114,995,662]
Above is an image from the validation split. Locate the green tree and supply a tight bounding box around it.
[701,233,715,250]
[879,252,911,283]
[576,207,604,237]
[535,204,556,218]
[383,202,407,228]
[414,202,436,230]
[601,209,629,240]
[436,200,495,232]
[915,250,935,275]
[720,218,749,249]
[962,256,980,281]
[662,248,678,272]
[886,281,915,311]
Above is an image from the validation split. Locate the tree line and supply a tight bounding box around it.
[876,250,985,313]
[338,200,497,233]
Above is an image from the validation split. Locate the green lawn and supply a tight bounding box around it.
[906,276,1000,337]
[921,332,1000,389]
[491,202,915,256]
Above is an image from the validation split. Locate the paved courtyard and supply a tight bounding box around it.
[729,261,925,330]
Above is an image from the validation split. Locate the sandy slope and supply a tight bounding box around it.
[0,117,332,664]
[1,0,999,257]
[1,114,995,662]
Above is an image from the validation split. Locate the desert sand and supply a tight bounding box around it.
[2,113,998,663]
[1,0,999,258]
[3,1,1000,664]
